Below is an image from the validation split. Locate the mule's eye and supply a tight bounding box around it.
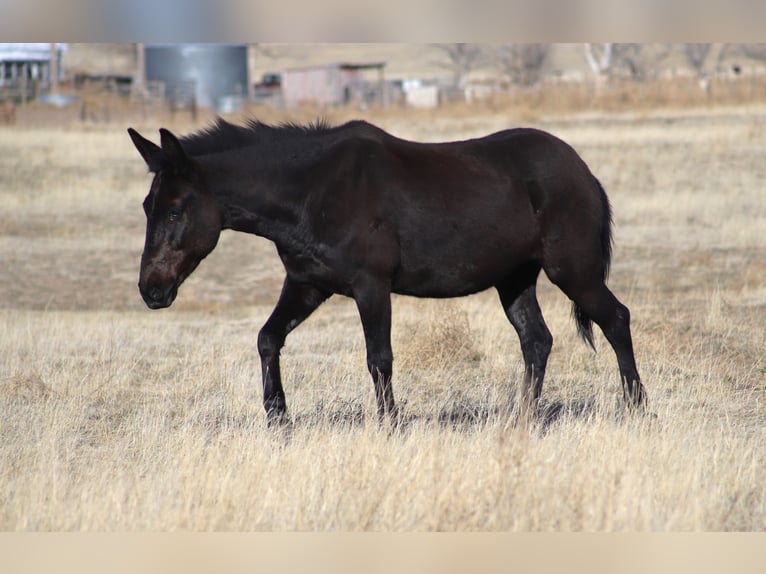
[168,209,182,222]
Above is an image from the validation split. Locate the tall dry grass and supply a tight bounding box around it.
[0,102,765,530]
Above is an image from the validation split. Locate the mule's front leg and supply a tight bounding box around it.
[258,277,329,425]
[353,280,396,423]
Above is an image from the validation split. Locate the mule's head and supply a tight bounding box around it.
[128,127,223,309]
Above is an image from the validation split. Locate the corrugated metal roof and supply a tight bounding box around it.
[0,43,67,62]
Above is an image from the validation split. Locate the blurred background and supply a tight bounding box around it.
[2,43,766,127]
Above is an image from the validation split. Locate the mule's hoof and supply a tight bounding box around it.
[266,409,290,428]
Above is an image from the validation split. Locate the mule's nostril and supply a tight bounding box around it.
[139,282,163,303]
[140,282,174,310]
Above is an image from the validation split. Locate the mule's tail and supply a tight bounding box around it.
[573,177,613,350]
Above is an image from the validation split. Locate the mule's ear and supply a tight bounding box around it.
[128,128,164,172]
[159,128,189,166]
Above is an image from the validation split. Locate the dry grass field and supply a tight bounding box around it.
[1,100,765,530]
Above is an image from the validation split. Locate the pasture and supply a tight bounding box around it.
[1,104,764,530]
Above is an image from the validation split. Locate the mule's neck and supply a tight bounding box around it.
[200,148,318,244]
[193,120,383,247]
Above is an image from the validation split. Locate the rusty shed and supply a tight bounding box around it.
[280,62,386,108]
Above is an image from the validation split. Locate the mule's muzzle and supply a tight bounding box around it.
[139,281,178,309]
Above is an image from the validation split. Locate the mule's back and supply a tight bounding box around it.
[372,128,607,298]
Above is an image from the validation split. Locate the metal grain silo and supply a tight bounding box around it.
[144,43,249,112]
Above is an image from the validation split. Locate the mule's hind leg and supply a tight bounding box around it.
[549,271,645,410]
[575,284,645,408]
[497,265,553,425]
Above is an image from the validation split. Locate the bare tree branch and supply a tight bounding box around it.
[583,43,613,81]
[684,43,712,75]
[681,43,716,93]
[583,43,662,83]
[430,44,485,87]
[495,44,550,87]
[613,44,646,81]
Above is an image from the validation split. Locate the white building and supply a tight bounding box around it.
[0,43,67,89]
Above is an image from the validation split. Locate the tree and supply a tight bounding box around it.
[613,44,648,82]
[495,44,550,87]
[431,44,485,88]
[583,43,614,84]
[583,43,656,84]
[685,43,712,93]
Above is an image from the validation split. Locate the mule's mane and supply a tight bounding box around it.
[178,117,351,157]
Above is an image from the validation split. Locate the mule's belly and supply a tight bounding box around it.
[390,197,542,297]
[392,269,496,298]
[391,241,536,298]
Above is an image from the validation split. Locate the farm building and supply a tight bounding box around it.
[0,43,66,100]
[280,62,386,108]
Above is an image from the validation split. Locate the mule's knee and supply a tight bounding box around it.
[599,299,633,344]
[613,300,630,326]
[258,328,285,361]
